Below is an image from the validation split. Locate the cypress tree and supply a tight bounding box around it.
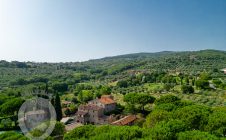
[54,93,62,121]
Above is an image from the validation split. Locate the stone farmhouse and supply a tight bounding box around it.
[75,95,116,124]
[88,95,116,113]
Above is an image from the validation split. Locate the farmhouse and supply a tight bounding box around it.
[75,95,116,124]
[88,95,116,113]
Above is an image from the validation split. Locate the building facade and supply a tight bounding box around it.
[75,95,116,124]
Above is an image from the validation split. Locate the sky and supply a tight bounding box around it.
[0,0,226,62]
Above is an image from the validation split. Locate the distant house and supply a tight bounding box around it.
[221,68,226,74]
[75,95,116,125]
[111,115,137,126]
[88,95,116,113]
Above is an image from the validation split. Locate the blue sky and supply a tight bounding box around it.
[0,0,225,62]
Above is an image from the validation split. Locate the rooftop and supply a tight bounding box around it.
[111,115,137,126]
[99,96,115,105]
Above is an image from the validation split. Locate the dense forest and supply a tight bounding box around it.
[0,49,226,140]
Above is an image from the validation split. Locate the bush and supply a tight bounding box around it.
[64,125,144,140]
[0,131,28,140]
[144,110,171,128]
[195,80,209,90]
[154,95,180,105]
[174,105,211,130]
[149,120,189,140]
[204,111,226,137]
[181,85,194,94]
[177,130,218,140]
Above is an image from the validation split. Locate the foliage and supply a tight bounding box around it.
[204,111,226,137]
[154,95,180,105]
[50,122,65,137]
[0,131,28,140]
[52,82,68,92]
[78,90,93,103]
[174,105,211,130]
[181,85,194,94]
[195,79,210,90]
[54,93,63,121]
[149,120,189,140]
[0,50,226,139]
[124,93,155,112]
[144,109,171,128]
[177,130,219,140]
[64,125,144,140]
[0,98,24,116]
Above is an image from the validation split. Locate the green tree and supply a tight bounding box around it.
[0,131,28,140]
[174,105,210,130]
[1,118,12,128]
[117,80,128,88]
[204,111,226,137]
[78,90,93,103]
[212,79,222,88]
[177,130,218,140]
[52,82,68,92]
[124,104,137,114]
[149,120,189,140]
[50,122,65,137]
[64,125,95,139]
[181,85,194,94]
[154,95,180,105]
[200,72,211,80]
[54,93,62,121]
[154,103,177,112]
[100,86,111,95]
[124,93,155,112]
[0,98,24,116]
[195,79,209,90]
[163,83,174,92]
[144,110,171,128]
[185,77,189,85]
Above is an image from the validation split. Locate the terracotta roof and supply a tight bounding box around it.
[79,104,103,111]
[111,115,137,126]
[99,96,115,105]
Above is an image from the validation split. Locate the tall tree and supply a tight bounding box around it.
[124,93,155,113]
[54,93,62,121]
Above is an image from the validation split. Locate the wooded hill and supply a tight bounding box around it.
[0,49,225,88]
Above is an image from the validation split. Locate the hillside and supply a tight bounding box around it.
[1,49,226,139]
[0,49,226,88]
